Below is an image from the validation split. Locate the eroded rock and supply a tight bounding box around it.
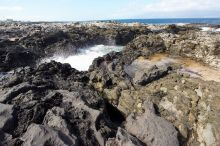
[106,128,146,146]
[125,101,179,146]
[0,103,15,133]
[1,22,220,146]
[20,124,78,146]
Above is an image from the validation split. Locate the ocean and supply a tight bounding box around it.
[103,18,220,25]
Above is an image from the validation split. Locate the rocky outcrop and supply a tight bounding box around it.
[124,60,171,86]
[0,62,125,146]
[87,25,220,146]
[0,103,15,133]
[125,102,179,146]
[106,128,146,146]
[158,29,220,68]
[20,124,78,146]
[0,45,38,72]
[0,130,12,146]
[1,22,152,71]
[1,22,220,146]
[125,34,166,55]
[116,71,220,146]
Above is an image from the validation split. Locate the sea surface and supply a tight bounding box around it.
[103,18,220,25]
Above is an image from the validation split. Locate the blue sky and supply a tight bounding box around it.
[0,0,220,21]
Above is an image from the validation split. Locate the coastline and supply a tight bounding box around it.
[0,21,220,146]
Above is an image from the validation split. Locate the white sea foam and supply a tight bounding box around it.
[42,45,123,71]
[201,27,212,31]
[216,28,220,32]
[201,27,220,32]
[176,23,188,26]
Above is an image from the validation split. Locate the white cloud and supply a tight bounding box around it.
[144,0,219,13]
[0,6,23,11]
[113,0,220,18]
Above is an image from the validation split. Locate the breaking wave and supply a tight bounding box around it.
[201,27,220,32]
[41,45,123,71]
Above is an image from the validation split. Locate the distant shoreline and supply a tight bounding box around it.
[1,18,220,25]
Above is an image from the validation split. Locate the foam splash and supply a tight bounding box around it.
[216,28,220,32]
[42,45,123,71]
[176,23,188,26]
[201,27,220,32]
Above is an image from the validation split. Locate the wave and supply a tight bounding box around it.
[201,27,220,32]
[41,45,123,71]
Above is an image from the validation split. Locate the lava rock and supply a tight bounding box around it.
[0,103,15,133]
[125,33,166,55]
[0,45,38,72]
[20,124,78,146]
[106,128,146,146]
[125,102,179,146]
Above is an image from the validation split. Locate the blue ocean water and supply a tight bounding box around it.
[108,18,220,25]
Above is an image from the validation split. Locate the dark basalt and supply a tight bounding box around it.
[0,45,38,72]
[0,61,126,146]
[0,22,220,146]
[0,24,152,72]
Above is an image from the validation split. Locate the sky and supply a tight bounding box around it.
[0,0,220,21]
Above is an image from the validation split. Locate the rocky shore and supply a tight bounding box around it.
[0,21,220,146]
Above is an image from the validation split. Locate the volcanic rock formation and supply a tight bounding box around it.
[0,22,220,146]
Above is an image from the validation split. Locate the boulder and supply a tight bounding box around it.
[125,34,166,55]
[106,128,146,146]
[43,107,70,134]
[125,102,179,146]
[0,45,38,72]
[0,130,12,146]
[124,59,171,86]
[0,103,15,133]
[20,124,78,146]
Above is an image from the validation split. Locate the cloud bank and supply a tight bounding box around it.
[0,6,23,11]
[0,0,220,21]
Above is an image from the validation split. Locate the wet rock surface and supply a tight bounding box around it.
[0,22,220,146]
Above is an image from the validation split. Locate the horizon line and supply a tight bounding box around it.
[1,17,220,23]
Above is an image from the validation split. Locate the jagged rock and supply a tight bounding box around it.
[0,82,39,103]
[159,29,220,68]
[0,61,125,146]
[58,90,105,146]
[124,59,171,86]
[118,72,220,146]
[0,103,15,133]
[0,45,38,72]
[0,130,12,146]
[1,23,151,72]
[1,22,220,146]
[43,107,70,134]
[105,128,146,146]
[165,24,188,34]
[20,124,78,146]
[125,34,166,55]
[125,101,179,146]
[114,27,151,45]
[12,91,63,137]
